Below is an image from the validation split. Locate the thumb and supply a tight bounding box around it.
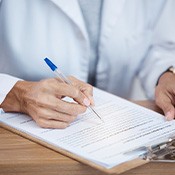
[165,106,175,121]
[157,97,175,121]
[82,90,95,106]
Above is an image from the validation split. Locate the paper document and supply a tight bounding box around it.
[1,88,175,169]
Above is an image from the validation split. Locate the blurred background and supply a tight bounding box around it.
[130,78,147,100]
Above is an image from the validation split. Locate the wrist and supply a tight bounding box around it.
[157,66,175,85]
[0,80,33,113]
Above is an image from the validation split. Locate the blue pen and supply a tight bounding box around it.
[44,58,103,122]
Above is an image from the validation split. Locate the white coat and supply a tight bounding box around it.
[0,0,175,104]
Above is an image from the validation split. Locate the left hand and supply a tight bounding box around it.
[155,72,175,120]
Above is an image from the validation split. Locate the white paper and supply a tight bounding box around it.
[1,88,175,169]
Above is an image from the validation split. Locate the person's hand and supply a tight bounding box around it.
[0,76,94,128]
[155,72,175,120]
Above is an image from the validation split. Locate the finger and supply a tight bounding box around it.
[36,117,69,129]
[155,93,175,120]
[39,78,91,106]
[33,107,77,123]
[52,82,91,107]
[79,83,94,105]
[54,99,87,116]
[82,90,95,106]
[68,76,94,105]
[27,94,86,117]
[165,108,175,121]
[36,96,87,116]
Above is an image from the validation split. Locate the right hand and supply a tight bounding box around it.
[0,77,94,128]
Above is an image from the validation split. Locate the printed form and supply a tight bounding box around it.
[1,88,175,168]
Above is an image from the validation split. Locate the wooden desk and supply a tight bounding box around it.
[0,101,175,175]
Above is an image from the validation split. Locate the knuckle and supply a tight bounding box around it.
[39,79,48,87]
[58,122,69,129]
[73,88,80,98]
[36,118,47,128]
[40,78,56,87]
[87,84,93,91]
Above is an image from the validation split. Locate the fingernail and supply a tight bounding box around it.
[88,96,95,106]
[165,111,173,121]
[83,98,90,106]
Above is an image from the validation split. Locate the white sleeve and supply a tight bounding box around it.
[138,0,175,100]
[0,74,22,104]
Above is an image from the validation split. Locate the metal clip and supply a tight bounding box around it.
[141,137,175,161]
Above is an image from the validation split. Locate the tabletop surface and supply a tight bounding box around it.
[0,101,175,175]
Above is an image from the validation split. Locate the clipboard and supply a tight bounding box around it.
[0,122,148,174]
[2,120,175,174]
[1,88,175,174]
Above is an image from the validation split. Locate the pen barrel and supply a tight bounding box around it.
[54,69,72,85]
[88,106,103,121]
[53,67,102,122]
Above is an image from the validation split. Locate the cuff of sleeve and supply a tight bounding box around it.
[0,74,22,105]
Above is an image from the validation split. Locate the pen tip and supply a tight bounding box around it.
[44,58,57,71]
